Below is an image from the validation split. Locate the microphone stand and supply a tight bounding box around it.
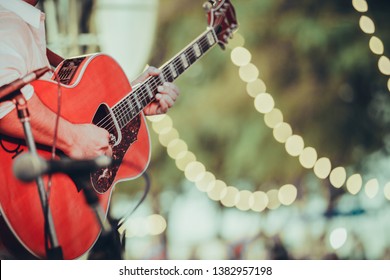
[79,178,124,260]
[13,93,63,260]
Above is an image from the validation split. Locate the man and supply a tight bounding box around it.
[0,0,179,259]
[0,0,179,159]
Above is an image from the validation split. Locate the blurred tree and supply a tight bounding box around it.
[124,0,390,207]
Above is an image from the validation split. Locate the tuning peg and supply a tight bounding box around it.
[203,0,218,11]
[203,1,212,12]
[218,42,226,50]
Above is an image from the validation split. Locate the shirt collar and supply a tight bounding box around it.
[0,0,43,29]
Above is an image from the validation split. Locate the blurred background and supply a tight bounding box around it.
[39,0,390,260]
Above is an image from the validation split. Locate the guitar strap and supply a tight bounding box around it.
[46,48,64,68]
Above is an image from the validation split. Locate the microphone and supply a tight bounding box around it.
[0,66,51,102]
[13,153,113,182]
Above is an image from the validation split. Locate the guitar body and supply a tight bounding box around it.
[0,54,151,259]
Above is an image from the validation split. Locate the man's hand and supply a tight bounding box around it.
[132,66,180,115]
[66,124,112,159]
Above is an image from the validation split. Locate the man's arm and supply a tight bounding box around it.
[46,48,64,68]
[0,93,112,159]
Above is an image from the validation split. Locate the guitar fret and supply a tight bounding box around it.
[200,37,209,53]
[169,64,178,78]
[180,53,189,69]
[193,43,202,58]
[132,93,142,110]
[116,104,126,128]
[122,100,132,124]
[113,28,221,129]
[139,88,149,107]
[145,83,154,99]
[206,31,215,45]
[159,73,166,83]
[163,67,174,82]
[129,98,137,119]
[185,48,196,65]
[137,87,148,109]
[174,57,185,75]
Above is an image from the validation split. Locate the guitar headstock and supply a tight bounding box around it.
[204,0,238,50]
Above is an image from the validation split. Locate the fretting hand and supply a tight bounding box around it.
[132,66,180,115]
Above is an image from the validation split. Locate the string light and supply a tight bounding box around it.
[388,78,390,92]
[167,138,188,159]
[195,171,216,192]
[378,56,390,75]
[384,183,390,200]
[254,93,275,114]
[239,63,259,82]
[352,0,368,13]
[220,186,240,207]
[329,167,347,189]
[236,190,253,211]
[273,122,293,143]
[146,214,167,236]
[359,15,375,34]
[148,2,390,215]
[313,157,332,180]
[299,147,318,169]
[251,191,269,212]
[352,0,390,92]
[247,79,267,97]
[148,113,300,212]
[207,180,228,201]
[346,173,363,195]
[184,161,206,182]
[329,227,348,250]
[285,135,305,157]
[231,47,252,66]
[176,151,196,171]
[369,36,384,55]
[119,214,167,237]
[278,184,298,206]
[364,178,379,199]
[264,108,283,128]
[266,189,281,210]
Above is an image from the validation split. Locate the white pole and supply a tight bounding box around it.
[94,0,159,79]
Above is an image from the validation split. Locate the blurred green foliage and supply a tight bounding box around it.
[123,0,390,204]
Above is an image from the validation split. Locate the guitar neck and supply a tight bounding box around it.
[112,27,218,128]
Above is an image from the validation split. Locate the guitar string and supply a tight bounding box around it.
[94,20,223,131]
[93,41,207,131]
[114,31,217,126]
[94,31,218,133]
[123,17,226,122]
[104,33,215,131]
[110,19,226,129]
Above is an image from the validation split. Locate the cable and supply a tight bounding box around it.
[44,71,63,258]
[116,168,151,229]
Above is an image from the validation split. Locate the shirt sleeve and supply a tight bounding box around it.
[0,15,35,119]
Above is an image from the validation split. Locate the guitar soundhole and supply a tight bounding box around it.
[90,116,141,193]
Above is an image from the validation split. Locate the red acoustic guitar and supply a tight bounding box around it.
[0,0,237,259]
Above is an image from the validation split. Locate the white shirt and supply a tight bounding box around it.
[0,0,51,119]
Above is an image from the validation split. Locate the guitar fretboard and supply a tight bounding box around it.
[112,28,218,129]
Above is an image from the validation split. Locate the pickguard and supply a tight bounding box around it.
[90,105,141,193]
